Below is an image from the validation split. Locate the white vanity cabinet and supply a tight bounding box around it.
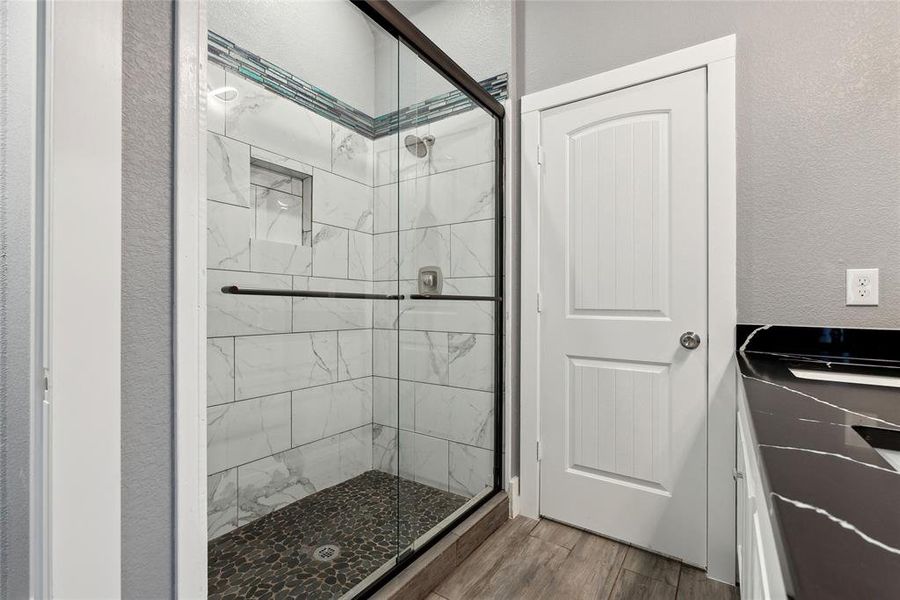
[736,381,788,600]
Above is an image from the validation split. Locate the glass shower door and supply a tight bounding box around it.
[204,2,405,597]
[203,1,501,596]
[394,44,500,554]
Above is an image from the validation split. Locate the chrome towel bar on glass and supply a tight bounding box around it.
[220,285,402,300]
[407,293,500,302]
[221,286,500,302]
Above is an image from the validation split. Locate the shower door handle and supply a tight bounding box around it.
[408,294,501,302]
[221,286,404,300]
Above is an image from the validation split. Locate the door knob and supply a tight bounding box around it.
[680,331,701,350]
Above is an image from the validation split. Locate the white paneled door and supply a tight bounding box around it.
[539,68,708,566]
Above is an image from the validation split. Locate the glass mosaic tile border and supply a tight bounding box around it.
[209,31,507,140]
[374,72,507,137]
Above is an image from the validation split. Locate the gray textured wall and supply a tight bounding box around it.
[1,1,36,596]
[518,0,900,328]
[121,0,175,596]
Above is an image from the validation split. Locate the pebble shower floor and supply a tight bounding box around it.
[208,470,468,599]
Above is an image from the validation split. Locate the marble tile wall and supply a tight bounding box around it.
[206,59,499,541]
[370,108,497,501]
[206,64,377,540]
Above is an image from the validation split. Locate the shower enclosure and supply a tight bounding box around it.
[203,1,504,597]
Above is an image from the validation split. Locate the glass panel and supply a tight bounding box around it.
[396,43,498,555]
[204,2,401,597]
[203,1,500,596]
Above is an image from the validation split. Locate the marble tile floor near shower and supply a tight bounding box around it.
[208,470,468,600]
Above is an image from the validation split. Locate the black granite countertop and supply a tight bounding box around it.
[737,325,900,600]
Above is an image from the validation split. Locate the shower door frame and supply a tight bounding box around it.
[173,1,506,597]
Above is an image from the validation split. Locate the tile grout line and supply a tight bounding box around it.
[373,158,497,189]
[207,421,375,478]
[288,248,295,342]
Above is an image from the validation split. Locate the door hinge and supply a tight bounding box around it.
[42,368,50,404]
[537,144,544,166]
[536,440,542,461]
[536,291,542,313]
[733,468,744,480]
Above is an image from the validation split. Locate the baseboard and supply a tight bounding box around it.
[508,477,520,517]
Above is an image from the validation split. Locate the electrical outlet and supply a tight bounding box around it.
[846,268,879,306]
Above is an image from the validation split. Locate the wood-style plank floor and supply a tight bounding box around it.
[430,517,739,600]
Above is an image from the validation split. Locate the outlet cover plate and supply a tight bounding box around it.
[846,268,879,306]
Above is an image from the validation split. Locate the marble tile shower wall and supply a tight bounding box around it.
[205,61,497,541]
[369,109,497,502]
[206,62,378,540]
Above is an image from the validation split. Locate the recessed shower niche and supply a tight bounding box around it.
[208,140,315,278]
[250,155,313,248]
[204,1,504,597]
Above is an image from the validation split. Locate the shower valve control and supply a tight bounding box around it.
[418,266,443,295]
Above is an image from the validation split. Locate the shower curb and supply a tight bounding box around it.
[372,492,510,600]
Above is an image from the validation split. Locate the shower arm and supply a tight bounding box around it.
[221,286,500,302]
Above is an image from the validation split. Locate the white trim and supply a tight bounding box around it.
[503,98,515,490]
[736,381,788,598]
[705,54,738,584]
[518,109,542,520]
[519,36,737,584]
[521,35,735,114]
[174,0,208,598]
[44,1,123,596]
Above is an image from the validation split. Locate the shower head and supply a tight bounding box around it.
[404,134,435,158]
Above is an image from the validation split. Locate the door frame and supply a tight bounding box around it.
[519,36,737,583]
[174,0,208,597]
[39,0,125,596]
